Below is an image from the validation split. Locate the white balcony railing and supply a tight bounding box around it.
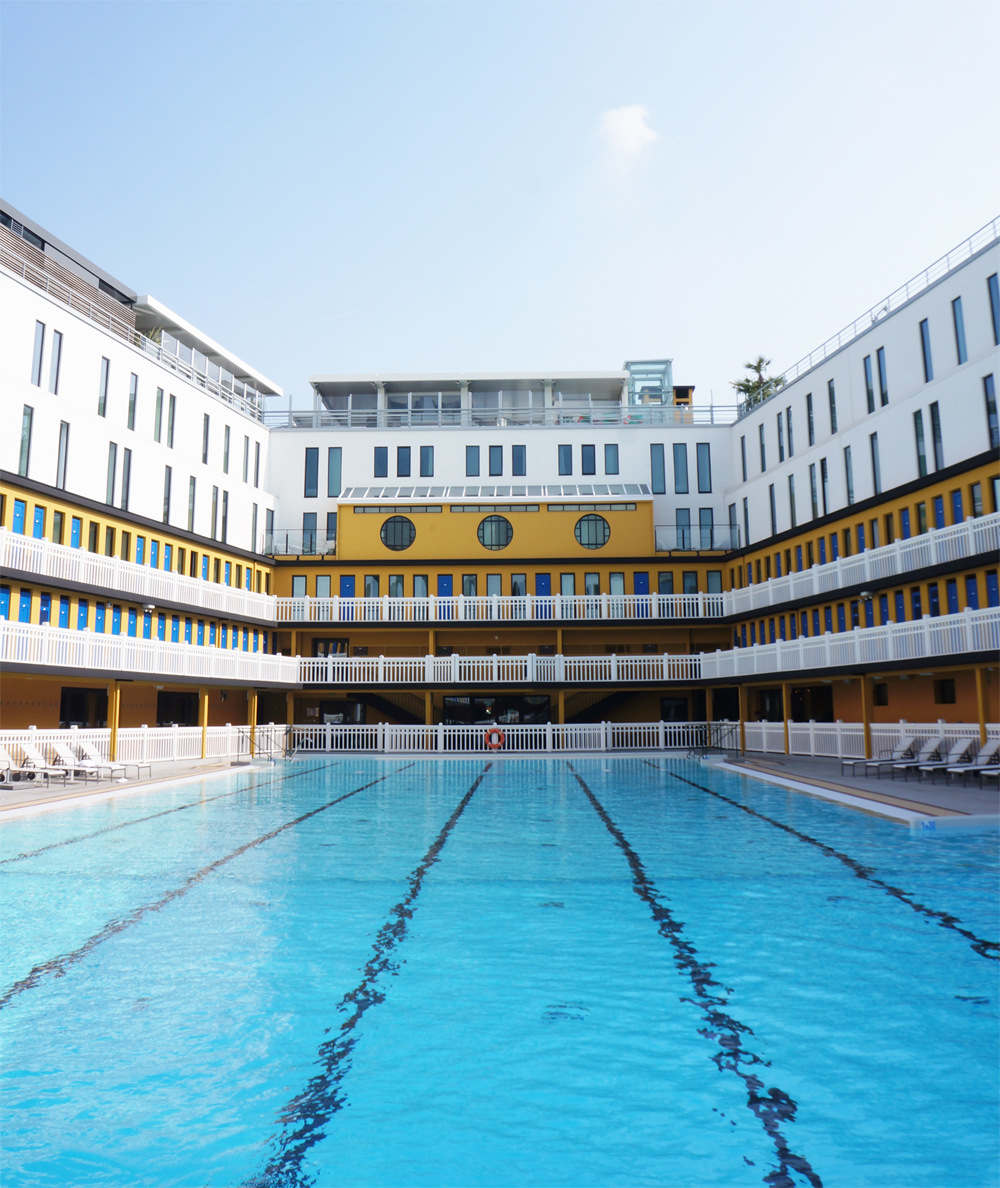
[264,405,741,430]
[1,529,274,620]
[2,606,997,686]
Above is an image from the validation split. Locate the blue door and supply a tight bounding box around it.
[71,517,82,548]
[33,507,45,538]
[12,500,26,534]
[128,607,137,637]
[112,606,122,635]
[58,596,70,628]
[0,587,9,620]
[18,589,31,622]
[633,571,650,617]
[535,573,551,619]
[864,599,874,627]
[987,572,999,607]
[437,574,453,619]
[339,574,355,621]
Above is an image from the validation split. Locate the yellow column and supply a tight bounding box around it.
[738,683,748,754]
[290,629,298,658]
[428,629,436,655]
[199,687,210,758]
[286,691,296,726]
[781,682,791,754]
[861,675,873,760]
[107,679,120,761]
[974,667,987,747]
[557,689,565,724]
[556,627,563,654]
[425,690,433,725]
[248,689,258,758]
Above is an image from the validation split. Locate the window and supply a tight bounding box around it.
[809,463,818,520]
[863,355,875,413]
[188,476,196,532]
[787,475,796,528]
[870,433,881,495]
[381,516,416,550]
[910,586,922,619]
[365,575,380,598]
[121,447,132,511]
[154,389,163,442]
[202,414,210,464]
[672,443,688,493]
[676,508,691,549]
[581,444,596,475]
[559,444,573,476]
[604,443,618,475]
[742,498,749,548]
[325,510,336,544]
[420,445,434,477]
[121,531,131,562]
[682,572,698,595]
[559,573,575,597]
[827,380,837,433]
[759,423,766,471]
[929,401,943,470]
[786,407,794,456]
[989,273,1000,345]
[928,582,940,617]
[466,445,480,476]
[985,375,998,449]
[48,330,62,394]
[769,484,777,535]
[844,446,854,505]
[575,514,610,549]
[777,413,785,462]
[489,445,502,476]
[52,511,64,545]
[650,443,665,493]
[806,393,815,445]
[918,500,928,534]
[699,507,714,548]
[374,446,388,478]
[478,515,513,550]
[970,482,983,517]
[304,448,319,496]
[18,405,33,477]
[223,425,230,473]
[303,511,318,553]
[254,441,260,487]
[31,321,45,385]
[740,435,747,482]
[951,297,967,364]
[162,466,172,523]
[413,574,430,598]
[105,442,117,504]
[913,411,927,477]
[127,374,137,431]
[291,575,307,598]
[658,571,674,594]
[397,446,411,477]
[487,573,503,597]
[696,443,712,493]
[105,527,116,557]
[934,679,956,705]
[856,523,865,553]
[877,346,888,406]
[167,394,176,447]
[242,435,250,482]
[513,444,527,476]
[919,319,933,382]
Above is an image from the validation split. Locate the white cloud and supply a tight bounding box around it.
[597,105,658,168]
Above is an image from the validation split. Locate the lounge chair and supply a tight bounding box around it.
[848,738,917,780]
[890,738,946,781]
[946,742,1000,786]
[917,739,977,784]
[17,742,69,785]
[50,743,102,784]
[75,739,130,781]
[0,744,53,788]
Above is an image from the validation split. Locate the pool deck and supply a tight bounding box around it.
[1,748,997,823]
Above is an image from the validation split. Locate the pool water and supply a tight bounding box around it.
[1,758,997,1188]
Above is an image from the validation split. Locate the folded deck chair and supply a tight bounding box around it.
[890,738,944,781]
[917,739,976,783]
[855,738,917,779]
[946,742,1000,785]
[75,740,129,781]
[51,743,101,784]
[17,742,68,785]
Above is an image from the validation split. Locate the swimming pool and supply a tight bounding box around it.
[1,758,997,1187]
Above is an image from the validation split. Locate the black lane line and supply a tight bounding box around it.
[650,762,999,962]
[0,762,415,1012]
[245,762,492,1188]
[569,763,822,1188]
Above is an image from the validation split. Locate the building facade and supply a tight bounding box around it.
[2,200,998,748]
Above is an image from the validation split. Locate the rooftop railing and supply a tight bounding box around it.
[264,405,740,430]
[654,525,740,552]
[737,216,1000,418]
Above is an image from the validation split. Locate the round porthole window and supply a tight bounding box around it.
[381,515,416,551]
[477,515,513,550]
[575,514,610,549]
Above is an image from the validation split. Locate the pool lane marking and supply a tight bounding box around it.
[569,763,823,1188]
[246,763,492,1188]
[649,762,999,963]
[0,761,415,1012]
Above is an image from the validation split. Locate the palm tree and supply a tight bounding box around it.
[731,355,785,409]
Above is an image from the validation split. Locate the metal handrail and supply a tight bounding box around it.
[264,405,740,430]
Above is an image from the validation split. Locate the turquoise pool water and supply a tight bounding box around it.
[1,758,997,1188]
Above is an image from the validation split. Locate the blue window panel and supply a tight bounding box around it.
[58,596,70,628]
[951,490,964,524]
[928,583,940,617]
[150,540,159,569]
[824,607,833,634]
[185,618,192,644]
[164,544,172,572]
[775,555,781,578]
[157,613,166,641]
[799,611,807,637]
[796,545,802,572]
[221,625,228,648]
[819,538,826,564]
[253,631,259,653]
[70,517,81,548]
[465,446,480,477]
[77,600,89,630]
[242,628,249,651]
[95,604,106,633]
[128,607,137,637]
[900,508,911,539]
[262,632,268,654]
[233,628,239,650]
[945,579,959,615]
[964,576,979,610]
[513,445,527,476]
[143,611,152,639]
[910,588,922,619]
[894,591,906,622]
[813,610,821,636]
[864,600,874,628]
[32,507,45,538]
[990,274,1000,345]
[750,623,756,645]
[437,574,454,598]
[559,444,573,476]
[856,524,865,552]
[136,536,145,565]
[171,615,180,643]
[197,621,205,646]
[112,606,122,635]
[830,533,839,560]
[202,555,209,581]
[225,562,231,586]
[17,589,31,622]
[836,604,846,632]
[952,297,968,364]
[933,496,945,529]
[769,619,776,643]
[39,592,51,624]
[740,625,747,647]
[210,623,216,646]
[12,500,26,534]
[879,594,889,624]
[986,572,999,607]
[374,446,388,478]
[245,569,252,591]
[0,586,9,620]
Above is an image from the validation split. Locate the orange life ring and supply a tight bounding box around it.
[485,727,505,750]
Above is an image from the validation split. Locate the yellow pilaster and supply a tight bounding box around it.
[248,689,258,757]
[199,687,210,758]
[428,629,436,655]
[557,689,565,724]
[556,627,563,654]
[286,691,296,726]
[861,676,873,759]
[107,679,120,761]
[425,690,433,725]
[738,683,748,754]
[781,682,791,754]
[974,667,987,747]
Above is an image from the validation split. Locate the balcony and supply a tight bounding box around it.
[264,404,739,431]
[654,525,740,552]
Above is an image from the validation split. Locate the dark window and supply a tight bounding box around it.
[946,578,959,614]
[581,444,596,475]
[777,412,785,462]
[863,355,875,413]
[870,433,881,495]
[786,407,794,455]
[913,411,927,477]
[374,446,388,478]
[558,444,573,476]
[397,446,411,477]
[49,330,62,394]
[478,515,513,550]
[304,447,319,496]
[128,374,137,431]
[919,319,933,382]
[934,679,956,704]
[604,443,618,475]
[106,442,117,505]
[420,445,434,477]
[650,444,665,493]
[489,445,503,476]
[18,405,32,477]
[877,347,888,405]
[98,357,110,416]
[202,414,210,464]
[985,375,998,449]
[31,321,44,386]
[575,514,610,549]
[827,380,837,433]
[696,443,712,493]
[952,297,967,364]
[381,516,416,550]
[951,489,964,524]
[844,445,854,505]
[989,274,999,346]
[672,443,688,493]
[759,423,766,471]
[328,447,342,496]
[769,484,777,535]
[512,444,526,476]
[910,586,922,619]
[466,445,480,476]
[806,392,815,445]
[929,402,943,470]
[121,448,132,511]
[740,435,747,482]
[302,513,317,553]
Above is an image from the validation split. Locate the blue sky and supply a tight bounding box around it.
[2,1,997,406]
